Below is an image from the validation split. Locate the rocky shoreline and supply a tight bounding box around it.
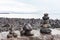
[0,18,60,32]
[0,29,60,40]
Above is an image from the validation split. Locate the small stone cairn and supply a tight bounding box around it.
[40,13,51,34]
[20,22,33,36]
[7,25,17,38]
[40,13,53,40]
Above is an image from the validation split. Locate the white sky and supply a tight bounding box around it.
[0,0,38,13]
[0,0,60,19]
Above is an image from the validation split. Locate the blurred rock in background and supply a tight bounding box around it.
[0,18,60,31]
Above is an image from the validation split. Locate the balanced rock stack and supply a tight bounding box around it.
[7,25,17,38]
[40,13,53,40]
[40,13,51,34]
[20,22,33,36]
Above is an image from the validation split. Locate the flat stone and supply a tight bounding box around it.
[40,28,51,34]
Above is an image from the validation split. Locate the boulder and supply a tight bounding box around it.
[40,28,51,34]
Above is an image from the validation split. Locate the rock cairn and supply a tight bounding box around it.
[7,25,17,38]
[21,22,33,36]
[40,13,51,34]
[39,13,54,40]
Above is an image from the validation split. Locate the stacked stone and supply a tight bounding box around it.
[20,22,33,36]
[7,25,17,38]
[40,13,51,34]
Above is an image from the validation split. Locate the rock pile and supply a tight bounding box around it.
[40,13,51,34]
[1,13,60,40]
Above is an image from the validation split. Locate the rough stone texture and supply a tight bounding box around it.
[0,29,60,40]
[39,34,53,40]
[1,33,60,40]
[53,35,60,40]
[2,37,29,40]
[21,23,33,36]
[40,13,51,35]
[2,36,40,40]
[0,18,60,32]
[40,28,51,34]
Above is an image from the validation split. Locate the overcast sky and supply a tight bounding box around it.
[0,0,60,19]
